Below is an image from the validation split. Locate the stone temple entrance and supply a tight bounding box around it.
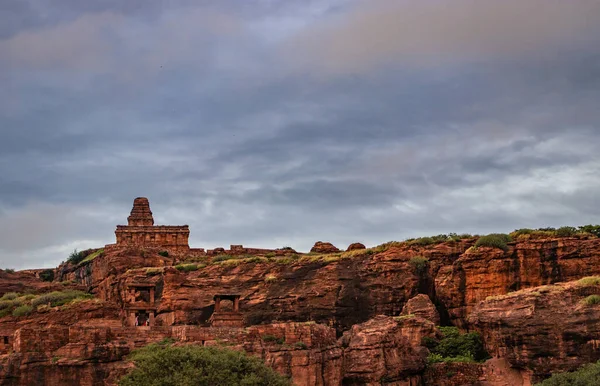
[209,294,244,327]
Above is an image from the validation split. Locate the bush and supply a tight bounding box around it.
[175,264,199,272]
[423,327,488,363]
[158,251,169,257]
[0,292,19,301]
[118,344,291,386]
[474,234,512,252]
[262,335,285,344]
[67,249,85,265]
[583,295,600,306]
[578,225,600,238]
[4,269,15,274]
[31,290,93,307]
[39,269,54,282]
[409,237,435,246]
[535,360,600,386]
[12,305,33,317]
[409,256,429,275]
[294,342,308,350]
[556,226,577,237]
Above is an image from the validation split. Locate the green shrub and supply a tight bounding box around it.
[535,360,600,386]
[67,249,85,265]
[262,335,285,344]
[31,290,93,307]
[4,269,15,274]
[12,305,33,317]
[583,295,600,306]
[0,292,19,301]
[265,252,276,258]
[175,264,199,272]
[119,344,291,386]
[556,226,577,237]
[212,255,236,263]
[39,269,55,282]
[0,308,12,318]
[409,256,429,275]
[158,251,169,257]
[294,342,308,350]
[578,225,600,237]
[474,234,512,252]
[409,237,435,246]
[423,326,488,363]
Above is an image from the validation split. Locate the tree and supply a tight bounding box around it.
[119,343,291,386]
[535,360,600,386]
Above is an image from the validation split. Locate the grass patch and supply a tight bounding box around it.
[31,290,93,307]
[264,274,277,283]
[394,314,415,320]
[212,255,236,263]
[79,249,104,265]
[582,295,600,306]
[145,267,164,276]
[578,277,600,287]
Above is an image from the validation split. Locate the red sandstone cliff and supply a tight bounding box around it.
[2,236,600,385]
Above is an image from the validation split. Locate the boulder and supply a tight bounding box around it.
[346,243,366,251]
[310,242,340,254]
[341,315,434,385]
[401,294,440,325]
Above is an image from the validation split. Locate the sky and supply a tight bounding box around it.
[1,0,600,269]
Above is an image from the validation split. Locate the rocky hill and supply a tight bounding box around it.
[1,233,600,385]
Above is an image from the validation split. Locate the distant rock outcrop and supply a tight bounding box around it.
[346,242,366,251]
[310,241,340,253]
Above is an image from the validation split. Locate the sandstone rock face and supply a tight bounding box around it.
[311,241,340,254]
[4,237,600,385]
[435,238,600,326]
[401,294,440,325]
[468,281,600,383]
[346,243,366,251]
[341,315,434,385]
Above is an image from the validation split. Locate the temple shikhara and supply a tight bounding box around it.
[114,197,190,253]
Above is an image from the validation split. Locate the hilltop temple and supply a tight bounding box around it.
[114,197,190,253]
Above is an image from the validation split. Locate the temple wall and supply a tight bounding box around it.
[115,226,190,253]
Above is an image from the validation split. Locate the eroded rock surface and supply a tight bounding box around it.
[401,294,440,325]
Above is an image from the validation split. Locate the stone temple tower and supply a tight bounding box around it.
[127,197,154,226]
[114,197,190,253]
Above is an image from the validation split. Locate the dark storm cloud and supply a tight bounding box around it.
[1,0,599,269]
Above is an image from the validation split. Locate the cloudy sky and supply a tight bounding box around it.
[1,0,600,269]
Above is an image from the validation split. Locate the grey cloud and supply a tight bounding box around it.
[1,0,600,269]
[282,0,600,74]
